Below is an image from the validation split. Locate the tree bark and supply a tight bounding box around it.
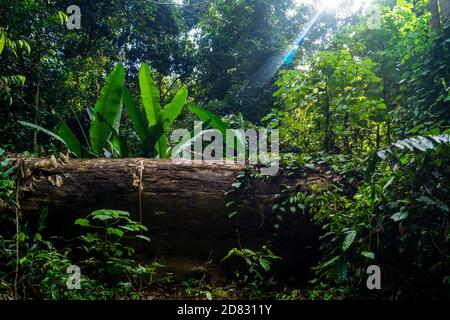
[323,80,333,153]
[33,39,42,155]
[376,124,381,149]
[441,0,450,27]
[17,158,333,275]
[430,0,441,33]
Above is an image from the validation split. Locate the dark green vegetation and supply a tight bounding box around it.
[1,0,450,300]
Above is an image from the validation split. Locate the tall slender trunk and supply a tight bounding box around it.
[344,112,350,153]
[33,39,42,155]
[376,124,381,150]
[383,82,391,146]
[324,79,332,153]
[440,0,450,27]
[33,82,40,154]
[430,0,441,33]
[380,40,392,146]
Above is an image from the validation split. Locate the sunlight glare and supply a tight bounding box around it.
[322,0,343,10]
[295,0,374,12]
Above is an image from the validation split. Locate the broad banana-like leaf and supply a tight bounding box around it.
[188,105,230,136]
[90,64,125,156]
[188,106,246,152]
[155,88,188,159]
[236,112,246,150]
[112,94,124,156]
[170,119,212,158]
[19,120,99,158]
[158,88,188,131]
[139,63,160,126]
[141,123,165,158]
[56,121,82,157]
[123,87,149,142]
[96,111,127,157]
[18,120,67,146]
[156,136,168,158]
[139,64,166,156]
[81,147,97,158]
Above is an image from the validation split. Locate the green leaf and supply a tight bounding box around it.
[226,201,235,208]
[361,251,375,260]
[231,182,241,188]
[123,87,149,142]
[416,195,449,213]
[383,176,395,190]
[342,230,357,251]
[34,233,43,242]
[169,120,211,158]
[74,218,90,227]
[188,105,230,136]
[38,208,48,233]
[259,258,271,272]
[320,255,340,268]
[19,257,28,265]
[158,87,188,131]
[391,211,408,222]
[136,235,151,242]
[139,63,161,126]
[81,233,97,243]
[205,291,213,301]
[17,232,26,242]
[336,256,349,281]
[56,121,82,157]
[365,152,380,182]
[107,227,124,237]
[91,209,129,220]
[112,89,124,155]
[137,224,148,232]
[228,211,238,219]
[155,134,168,159]
[0,30,5,55]
[92,214,113,221]
[108,137,124,158]
[18,121,66,145]
[141,123,165,157]
[96,111,127,157]
[89,64,125,156]
[138,64,169,158]
[110,210,129,218]
[238,112,245,129]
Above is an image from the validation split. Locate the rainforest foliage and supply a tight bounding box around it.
[1,0,450,300]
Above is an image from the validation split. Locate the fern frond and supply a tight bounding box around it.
[366,134,450,180]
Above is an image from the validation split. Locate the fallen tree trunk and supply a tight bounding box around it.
[17,157,333,278]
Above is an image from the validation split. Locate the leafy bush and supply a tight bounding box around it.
[221,246,281,299]
[73,209,163,298]
[310,135,450,299]
[0,207,164,300]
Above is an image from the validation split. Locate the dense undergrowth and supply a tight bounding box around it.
[1,0,450,300]
[1,135,449,300]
